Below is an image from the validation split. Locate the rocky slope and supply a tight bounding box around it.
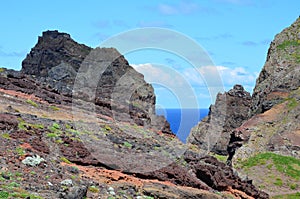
[187,85,251,155]
[189,17,300,197]
[0,31,268,198]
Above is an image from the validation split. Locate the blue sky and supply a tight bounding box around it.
[0,0,299,108]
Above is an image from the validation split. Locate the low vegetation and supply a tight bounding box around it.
[240,152,300,179]
[272,192,300,199]
[277,40,300,50]
[25,99,38,107]
[49,105,60,111]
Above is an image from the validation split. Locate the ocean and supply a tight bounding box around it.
[156,109,209,143]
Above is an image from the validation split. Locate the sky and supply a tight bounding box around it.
[0,0,299,108]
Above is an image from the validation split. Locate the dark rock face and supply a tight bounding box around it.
[0,69,72,105]
[22,30,91,79]
[187,85,251,155]
[0,113,18,130]
[183,151,269,199]
[251,17,300,115]
[136,162,211,191]
[20,30,171,133]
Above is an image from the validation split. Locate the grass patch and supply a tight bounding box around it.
[18,120,44,130]
[240,152,300,179]
[287,98,298,110]
[277,40,300,50]
[210,153,228,163]
[0,68,5,73]
[272,192,300,199]
[274,178,283,186]
[26,99,38,108]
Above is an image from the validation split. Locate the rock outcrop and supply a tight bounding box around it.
[187,84,251,155]
[21,30,171,133]
[251,17,300,115]
[227,18,300,161]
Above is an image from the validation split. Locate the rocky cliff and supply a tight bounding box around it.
[229,17,300,161]
[251,17,300,115]
[187,85,251,155]
[21,30,169,133]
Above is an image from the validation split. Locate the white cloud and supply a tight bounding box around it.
[131,63,186,88]
[132,63,201,108]
[182,65,258,92]
[131,63,258,108]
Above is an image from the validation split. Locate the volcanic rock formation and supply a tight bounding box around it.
[251,17,300,115]
[187,84,251,155]
[21,30,171,133]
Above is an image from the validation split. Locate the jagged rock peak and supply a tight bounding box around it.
[21,30,91,77]
[187,84,251,155]
[227,84,250,98]
[251,17,300,115]
[40,30,71,39]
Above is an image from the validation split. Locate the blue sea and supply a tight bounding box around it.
[156,109,209,143]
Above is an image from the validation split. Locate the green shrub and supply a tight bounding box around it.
[49,105,60,111]
[89,186,99,193]
[46,133,58,138]
[16,147,25,156]
[1,133,10,139]
[0,191,9,199]
[31,123,44,129]
[26,99,38,107]
[123,141,132,148]
[8,181,20,188]
[15,172,23,177]
[104,124,112,131]
[52,122,60,130]
[60,157,72,164]
[290,183,298,190]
